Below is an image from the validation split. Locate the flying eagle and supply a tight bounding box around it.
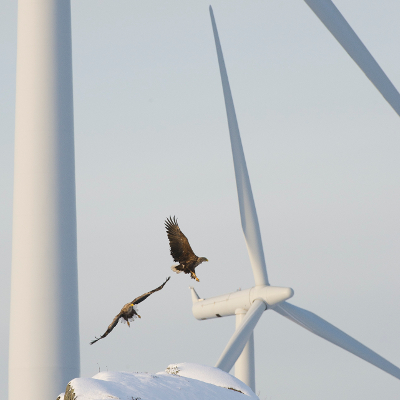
[90,276,170,345]
[165,216,208,282]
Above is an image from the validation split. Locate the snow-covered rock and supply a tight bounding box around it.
[56,362,259,400]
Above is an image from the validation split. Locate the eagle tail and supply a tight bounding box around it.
[171,264,183,274]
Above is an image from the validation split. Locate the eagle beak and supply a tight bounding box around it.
[138,314,141,318]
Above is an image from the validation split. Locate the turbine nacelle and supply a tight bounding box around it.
[190,285,294,320]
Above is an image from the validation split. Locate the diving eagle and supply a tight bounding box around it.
[90,276,170,345]
[165,216,208,282]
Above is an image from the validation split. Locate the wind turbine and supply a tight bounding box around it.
[8,0,80,399]
[189,6,400,393]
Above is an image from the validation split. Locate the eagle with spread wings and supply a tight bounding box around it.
[165,216,208,282]
[90,276,170,345]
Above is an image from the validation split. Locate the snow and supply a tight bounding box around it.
[57,362,259,400]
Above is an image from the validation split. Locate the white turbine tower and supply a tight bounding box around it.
[189,6,400,393]
[8,1,80,399]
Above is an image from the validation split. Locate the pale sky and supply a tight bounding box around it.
[1,1,400,399]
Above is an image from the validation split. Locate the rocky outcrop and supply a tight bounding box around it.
[56,382,76,400]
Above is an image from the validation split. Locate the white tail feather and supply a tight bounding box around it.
[171,264,183,274]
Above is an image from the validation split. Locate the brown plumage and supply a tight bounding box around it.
[165,216,208,282]
[90,277,170,345]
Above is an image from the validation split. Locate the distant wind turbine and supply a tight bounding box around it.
[189,6,400,393]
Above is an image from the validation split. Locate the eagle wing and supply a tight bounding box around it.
[165,216,197,263]
[130,276,170,305]
[90,310,123,345]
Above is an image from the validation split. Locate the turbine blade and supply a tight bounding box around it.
[209,6,269,286]
[215,299,266,372]
[305,0,400,117]
[274,301,400,380]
